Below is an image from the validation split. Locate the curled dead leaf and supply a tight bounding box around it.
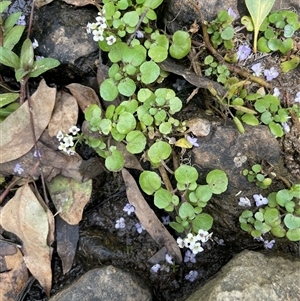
[186,118,211,137]
[66,83,101,113]
[63,0,96,7]
[48,90,78,137]
[0,241,29,301]
[0,184,54,296]
[0,79,56,164]
[46,175,92,225]
[121,168,182,263]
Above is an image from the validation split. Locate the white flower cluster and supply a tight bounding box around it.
[86,11,116,45]
[56,126,80,155]
[177,230,213,255]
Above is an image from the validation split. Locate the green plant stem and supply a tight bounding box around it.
[189,0,272,89]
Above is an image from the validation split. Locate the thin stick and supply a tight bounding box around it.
[127,8,149,45]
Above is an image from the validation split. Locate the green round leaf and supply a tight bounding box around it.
[221,26,234,40]
[105,149,124,172]
[286,229,300,241]
[116,111,136,134]
[159,122,172,135]
[123,11,139,27]
[192,213,213,232]
[169,97,182,114]
[283,24,295,38]
[284,214,300,229]
[195,185,213,202]
[241,113,259,126]
[257,37,271,53]
[148,141,172,164]
[139,171,161,195]
[174,165,198,185]
[179,202,195,219]
[268,121,284,138]
[140,61,160,84]
[148,45,168,63]
[154,188,172,209]
[169,221,184,233]
[100,79,119,101]
[264,208,280,226]
[169,30,191,59]
[117,78,136,97]
[206,169,228,194]
[270,225,286,238]
[126,130,146,154]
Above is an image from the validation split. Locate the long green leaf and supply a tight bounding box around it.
[0,46,20,69]
[245,0,276,52]
[29,58,60,78]
[0,1,11,14]
[4,12,22,34]
[20,38,34,71]
[0,93,19,108]
[3,25,25,50]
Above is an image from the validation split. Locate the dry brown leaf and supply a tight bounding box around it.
[0,184,54,296]
[66,83,101,113]
[46,175,92,225]
[48,90,79,137]
[0,241,29,301]
[0,79,56,164]
[63,0,96,7]
[34,0,54,8]
[121,168,182,263]
[56,215,79,274]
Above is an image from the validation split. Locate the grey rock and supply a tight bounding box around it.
[32,1,99,84]
[163,0,300,33]
[185,250,300,301]
[49,266,152,301]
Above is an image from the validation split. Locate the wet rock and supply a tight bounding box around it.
[49,266,152,301]
[32,1,99,85]
[163,0,300,34]
[191,121,280,195]
[185,250,300,301]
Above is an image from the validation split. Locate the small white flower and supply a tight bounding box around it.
[56,130,64,141]
[58,142,68,152]
[67,149,76,156]
[253,193,268,207]
[294,91,300,103]
[106,35,116,45]
[151,263,161,273]
[281,122,290,133]
[184,233,197,248]
[115,217,125,229]
[32,39,39,49]
[14,163,24,175]
[251,63,262,76]
[264,239,275,249]
[135,222,145,234]
[191,242,204,254]
[35,55,44,61]
[92,29,104,42]
[96,16,107,29]
[238,197,251,207]
[16,15,26,26]
[177,237,186,248]
[123,203,135,215]
[63,135,74,147]
[161,215,170,225]
[184,249,196,263]
[165,254,174,264]
[185,270,198,282]
[273,87,280,97]
[69,125,80,135]
[196,229,209,243]
[86,22,98,34]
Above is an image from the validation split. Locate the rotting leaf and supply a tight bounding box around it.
[48,90,79,137]
[121,168,182,263]
[0,241,29,301]
[66,83,101,113]
[46,175,92,225]
[0,79,56,164]
[0,184,54,296]
[56,215,79,274]
[34,0,54,8]
[186,118,211,137]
